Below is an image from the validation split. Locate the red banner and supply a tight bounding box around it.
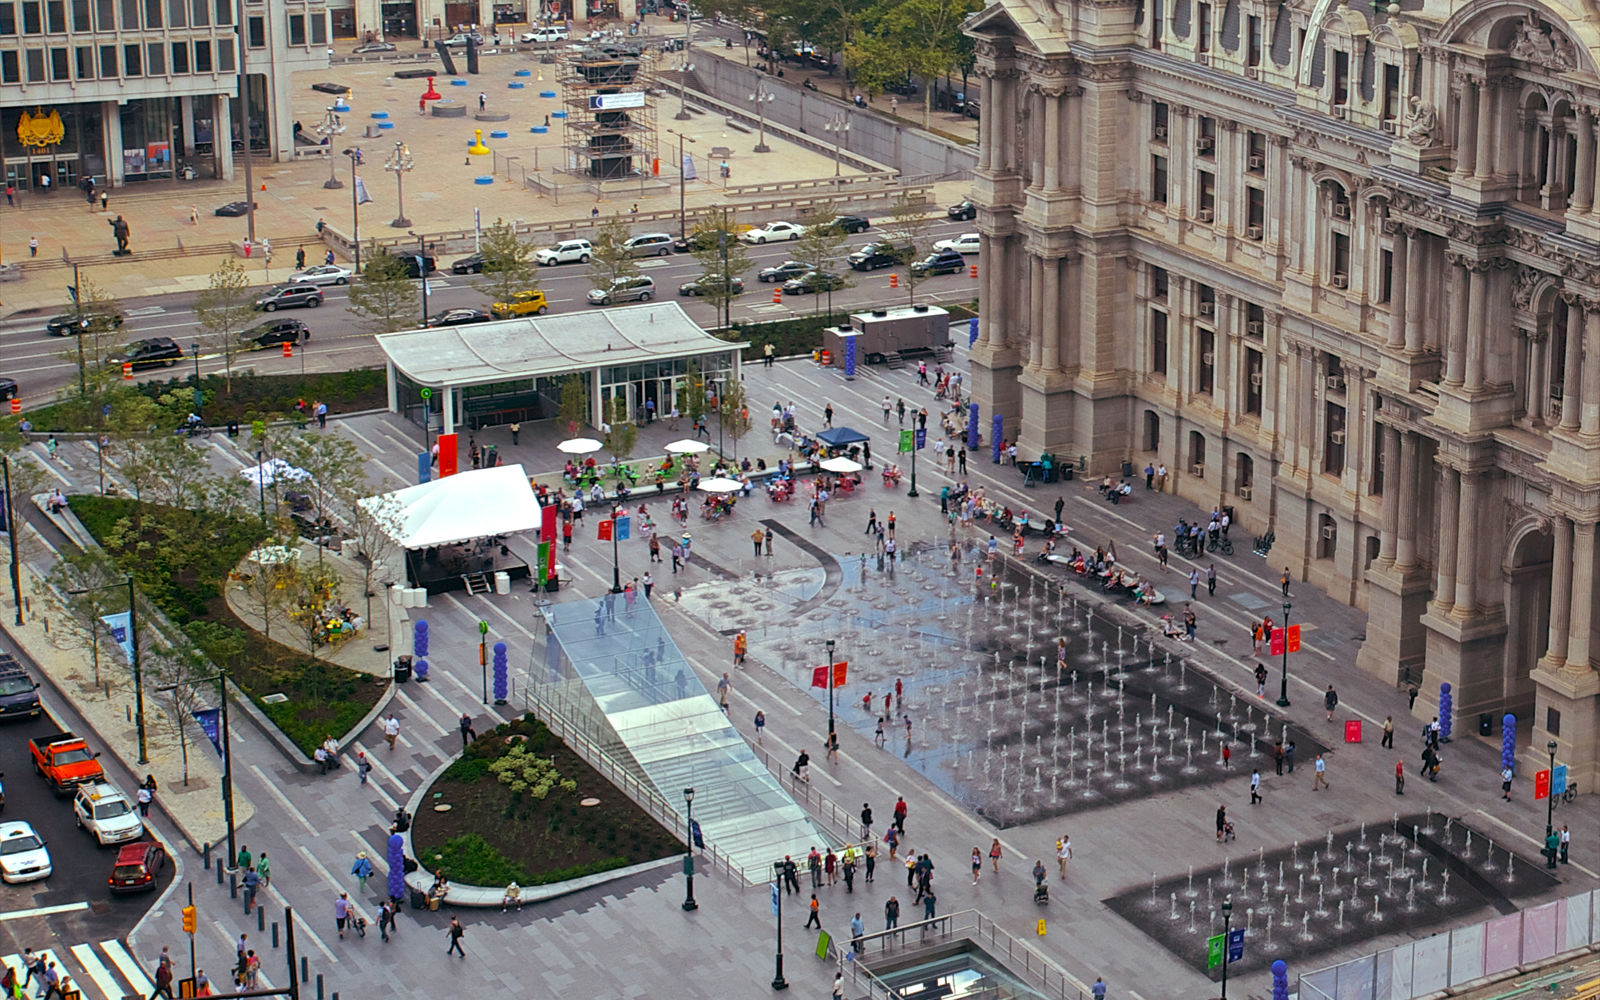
[1286,624,1302,653]
[437,433,458,477]
[1535,768,1551,800]
[1344,719,1362,743]
[541,502,557,543]
[811,661,849,689]
[598,518,613,541]
[1269,629,1285,657]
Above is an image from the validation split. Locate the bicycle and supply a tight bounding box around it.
[179,423,213,439]
[1555,782,1580,806]
[1207,535,1234,556]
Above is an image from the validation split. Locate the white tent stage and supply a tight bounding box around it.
[360,465,547,594]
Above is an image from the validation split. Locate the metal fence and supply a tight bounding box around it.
[1300,888,1600,1000]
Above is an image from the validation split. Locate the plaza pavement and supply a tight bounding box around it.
[5,338,1598,1000]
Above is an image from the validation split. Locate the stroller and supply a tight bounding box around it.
[1033,881,1049,905]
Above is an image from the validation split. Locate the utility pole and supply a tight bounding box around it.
[3,457,22,626]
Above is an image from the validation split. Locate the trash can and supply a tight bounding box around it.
[1121,460,1135,479]
[1061,466,1074,481]
[494,571,510,595]
[409,888,427,910]
[393,655,413,683]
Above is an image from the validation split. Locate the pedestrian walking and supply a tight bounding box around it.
[335,893,352,938]
[1207,564,1216,596]
[29,235,38,257]
[1501,765,1514,800]
[356,751,372,785]
[1312,753,1329,791]
[383,713,400,749]
[1056,834,1071,878]
[805,894,821,929]
[849,912,864,954]
[792,749,810,782]
[826,848,839,886]
[1281,568,1291,596]
[235,844,252,872]
[1189,568,1199,599]
[151,958,176,1000]
[733,630,747,667]
[1215,804,1227,842]
[378,900,395,942]
[893,796,908,833]
[1381,715,1394,749]
[764,528,774,556]
[1324,685,1339,721]
[1255,663,1269,698]
[242,866,260,913]
[989,838,1002,873]
[717,672,731,714]
[864,841,877,882]
[1546,830,1561,869]
[1092,977,1107,1000]
[459,713,475,748]
[1273,740,1284,775]
[1221,743,1231,768]
[478,91,487,110]
[257,852,270,886]
[1395,760,1405,795]
[352,853,373,894]
[1561,825,1571,863]
[860,803,873,840]
[99,190,108,213]
[751,527,764,557]
[1286,739,1296,772]
[833,972,845,1000]
[1408,683,1420,710]
[885,896,900,930]
[446,916,466,956]
[315,400,328,428]
[971,847,982,884]
[1249,769,1262,804]
[136,784,153,817]
[753,710,765,745]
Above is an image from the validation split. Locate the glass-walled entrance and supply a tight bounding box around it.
[599,353,734,426]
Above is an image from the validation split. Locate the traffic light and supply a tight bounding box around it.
[181,905,197,935]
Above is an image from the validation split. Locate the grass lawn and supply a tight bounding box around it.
[21,369,386,433]
[415,716,681,887]
[71,495,385,755]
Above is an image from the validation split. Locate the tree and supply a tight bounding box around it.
[40,546,128,684]
[277,431,369,569]
[585,215,642,296]
[682,359,707,429]
[344,489,403,627]
[688,207,753,331]
[348,243,417,334]
[233,525,297,642]
[283,557,344,656]
[195,257,256,392]
[882,191,934,306]
[144,632,215,787]
[604,396,636,462]
[875,0,983,127]
[474,219,538,307]
[558,375,590,439]
[55,278,128,399]
[718,376,752,461]
[792,207,854,315]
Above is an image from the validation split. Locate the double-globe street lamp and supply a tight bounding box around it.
[314,108,346,189]
[385,141,415,228]
[749,82,775,154]
[824,113,850,178]
[1276,600,1292,707]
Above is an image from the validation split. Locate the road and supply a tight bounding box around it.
[0,216,980,407]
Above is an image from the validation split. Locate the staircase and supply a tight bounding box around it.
[881,351,906,370]
[461,572,493,595]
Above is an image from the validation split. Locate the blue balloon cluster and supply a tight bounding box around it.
[1271,959,1289,1000]
[1438,682,1453,740]
[1501,713,1517,771]
[386,832,406,902]
[493,641,508,703]
[414,620,430,681]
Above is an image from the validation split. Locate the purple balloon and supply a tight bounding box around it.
[1271,959,1289,1000]
[386,832,406,901]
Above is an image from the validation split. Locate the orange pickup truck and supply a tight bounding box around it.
[29,731,105,796]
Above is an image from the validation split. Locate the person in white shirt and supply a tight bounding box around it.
[1055,835,1072,878]
[383,714,400,750]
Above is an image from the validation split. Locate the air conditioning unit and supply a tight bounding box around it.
[1245,66,1259,79]
[1247,224,1263,240]
[1331,273,1350,289]
[1329,429,1346,444]
[1202,351,1215,365]
[1154,124,1169,140]
[1199,302,1215,317]
[1247,320,1263,335]
[1237,484,1253,500]
[1382,119,1399,135]
[1196,53,1210,65]
[1197,136,1215,153]
[1249,372,1264,387]
[1197,208,1215,222]
[1331,104,1349,120]
[1320,525,1338,539]
[1332,203,1351,219]
[1191,463,1206,477]
[1326,375,1345,391]
[1248,154,1265,170]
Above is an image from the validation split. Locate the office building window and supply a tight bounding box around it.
[142,0,158,26]
[69,0,87,28]
[215,36,232,69]
[21,0,39,31]
[0,3,15,32]
[193,37,211,70]
[45,0,63,31]
[75,43,92,77]
[122,41,140,74]
[0,49,17,81]
[170,39,187,72]
[98,42,114,75]
[310,9,323,42]
[165,0,183,25]
[119,0,136,29]
[1151,309,1169,375]
[1152,154,1168,204]
[49,45,67,78]
[287,11,303,43]
[145,40,162,73]
[247,13,263,45]
[25,47,44,80]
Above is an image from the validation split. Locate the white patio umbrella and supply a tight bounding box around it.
[557,437,603,455]
[819,457,863,474]
[246,544,300,566]
[697,477,743,493]
[238,458,309,488]
[664,439,711,454]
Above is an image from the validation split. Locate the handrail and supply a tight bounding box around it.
[828,909,1087,1000]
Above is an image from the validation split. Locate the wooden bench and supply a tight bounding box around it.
[709,145,733,158]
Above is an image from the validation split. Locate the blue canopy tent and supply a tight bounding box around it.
[815,426,874,468]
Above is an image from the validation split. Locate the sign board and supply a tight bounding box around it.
[192,708,223,756]
[1535,768,1551,801]
[770,882,780,916]
[1553,763,1568,796]
[1269,629,1285,657]
[590,92,645,110]
[1228,927,1245,962]
[1207,933,1224,970]
[914,428,927,450]
[898,429,913,454]
[1344,719,1362,743]
[814,931,831,960]
[1286,624,1302,652]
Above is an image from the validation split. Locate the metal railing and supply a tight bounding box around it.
[830,909,1089,1000]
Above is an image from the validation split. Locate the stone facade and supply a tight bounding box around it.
[965,0,1600,785]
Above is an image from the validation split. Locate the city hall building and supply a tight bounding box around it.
[965,0,1600,782]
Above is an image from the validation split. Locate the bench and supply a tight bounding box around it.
[709,145,733,157]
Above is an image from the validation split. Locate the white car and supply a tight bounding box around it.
[0,822,52,883]
[740,221,807,244]
[536,239,594,265]
[933,233,982,255]
[73,782,144,846]
[519,26,569,42]
[286,264,353,286]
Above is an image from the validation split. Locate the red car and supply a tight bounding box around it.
[109,841,166,893]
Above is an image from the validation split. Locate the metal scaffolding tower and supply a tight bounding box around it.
[559,38,659,180]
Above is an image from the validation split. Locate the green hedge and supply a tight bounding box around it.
[718,313,850,361]
[20,369,387,433]
[421,832,632,888]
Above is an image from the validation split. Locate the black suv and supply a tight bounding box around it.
[782,271,845,295]
[108,338,183,370]
[758,260,809,284]
[848,243,902,272]
[823,215,871,234]
[254,283,324,312]
[378,253,437,278]
[46,308,124,336]
[242,318,310,350]
[948,199,977,221]
[911,248,967,276]
[0,378,17,402]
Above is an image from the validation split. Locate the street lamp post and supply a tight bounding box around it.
[1546,740,1559,837]
[771,859,789,990]
[824,113,850,178]
[1218,897,1233,1000]
[674,11,693,121]
[157,670,237,864]
[1276,600,1292,707]
[825,639,837,741]
[681,787,698,911]
[3,457,22,626]
[609,505,623,594]
[314,108,346,189]
[344,147,365,271]
[749,83,775,153]
[666,129,697,242]
[190,342,202,419]
[385,141,415,228]
[408,230,430,325]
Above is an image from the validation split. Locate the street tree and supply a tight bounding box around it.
[144,631,216,787]
[232,523,297,643]
[717,376,752,461]
[40,546,129,683]
[278,430,369,568]
[882,191,934,306]
[878,0,983,127]
[194,256,256,392]
[682,359,707,430]
[792,207,854,316]
[55,278,128,400]
[345,490,403,627]
[283,558,345,656]
[688,207,752,330]
[585,215,642,296]
[474,219,538,307]
[348,243,417,334]
[604,396,636,463]
[558,375,590,439]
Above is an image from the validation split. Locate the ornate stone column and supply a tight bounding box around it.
[1465,263,1489,392]
[1281,343,1301,468]
[1585,300,1600,436]
[1548,515,1574,667]
[1456,75,1479,176]
[1041,84,1064,193]
[1041,255,1061,372]
[1453,471,1479,612]
[1380,423,1401,564]
[1474,77,1496,181]
[1404,230,1426,354]
[1385,222,1408,349]
[1434,465,1460,613]
[1027,254,1044,370]
[1563,293,1583,430]
[1445,254,1470,385]
[987,236,1009,351]
[1569,521,1597,672]
[1575,108,1597,214]
[1396,431,1420,569]
[976,67,995,172]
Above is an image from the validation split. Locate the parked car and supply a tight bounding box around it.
[449,253,490,275]
[933,233,982,255]
[242,318,310,350]
[887,78,918,96]
[0,822,50,883]
[213,201,257,217]
[286,264,352,286]
[848,242,902,271]
[821,215,871,234]
[0,378,16,402]
[351,41,397,53]
[741,221,806,244]
[782,271,845,295]
[678,274,744,297]
[444,31,484,47]
[948,199,977,221]
[491,290,550,317]
[73,782,143,846]
[382,253,437,278]
[108,841,166,893]
[254,283,324,311]
[622,233,675,258]
[535,239,593,265]
[519,25,569,42]
[758,260,810,283]
[672,231,719,254]
[46,308,124,336]
[106,338,183,371]
[587,275,656,304]
[426,308,494,327]
[963,97,981,120]
[0,656,40,718]
[911,248,967,276]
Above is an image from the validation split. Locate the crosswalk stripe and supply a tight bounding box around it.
[69,944,125,1000]
[99,940,154,997]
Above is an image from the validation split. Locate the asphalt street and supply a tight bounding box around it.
[0,215,980,407]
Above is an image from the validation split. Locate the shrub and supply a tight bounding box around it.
[488,745,578,799]
[441,756,492,784]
